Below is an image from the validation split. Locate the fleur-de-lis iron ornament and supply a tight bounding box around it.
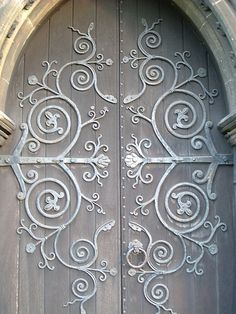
[124,18,233,314]
[0,23,118,313]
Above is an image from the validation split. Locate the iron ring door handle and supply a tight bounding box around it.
[126,239,148,269]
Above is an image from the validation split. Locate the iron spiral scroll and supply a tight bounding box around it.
[124,19,232,314]
[0,23,118,313]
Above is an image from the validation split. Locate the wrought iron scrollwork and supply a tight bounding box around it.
[0,23,117,313]
[124,19,232,313]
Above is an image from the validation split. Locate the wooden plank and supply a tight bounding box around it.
[181,13,209,314]
[44,2,73,313]
[122,1,189,313]
[0,56,24,314]
[208,54,235,313]
[19,20,49,314]
[95,0,121,313]
[70,1,97,313]
[121,1,143,313]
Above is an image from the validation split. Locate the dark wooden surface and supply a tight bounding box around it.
[0,0,235,313]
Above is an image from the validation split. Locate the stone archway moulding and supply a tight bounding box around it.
[0,0,236,144]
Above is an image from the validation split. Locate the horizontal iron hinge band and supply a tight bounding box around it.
[0,153,233,167]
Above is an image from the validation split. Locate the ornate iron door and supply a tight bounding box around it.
[0,1,235,314]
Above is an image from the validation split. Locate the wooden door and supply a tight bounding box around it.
[0,1,235,314]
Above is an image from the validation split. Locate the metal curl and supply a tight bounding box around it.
[70,240,96,266]
[25,138,41,153]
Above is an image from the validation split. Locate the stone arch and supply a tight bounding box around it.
[0,0,236,143]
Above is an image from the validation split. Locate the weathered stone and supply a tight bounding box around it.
[0,110,15,146]
[218,112,236,146]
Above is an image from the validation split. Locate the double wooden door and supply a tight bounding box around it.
[0,0,235,313]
